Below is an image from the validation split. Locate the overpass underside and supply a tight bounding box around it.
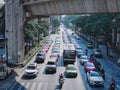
[5,0,120,65]
[24,0,120,17]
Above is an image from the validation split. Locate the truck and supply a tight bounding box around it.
[0,56,12,79]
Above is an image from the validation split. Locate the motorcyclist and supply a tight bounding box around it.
[100,68,105,79]
[90,54,94,62]
[85,49,88,55]
[109,77,115,90]
[59,73,64,89]
[59,73,64,79]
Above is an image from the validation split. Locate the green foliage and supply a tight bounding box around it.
[63,15,80,28]
[24,18,50,40]
[50,18,60,28]
[64,14,120,45]
[0,5,5,35]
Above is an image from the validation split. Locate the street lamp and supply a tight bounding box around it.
[5,37,8,65]
[5,30,9,65]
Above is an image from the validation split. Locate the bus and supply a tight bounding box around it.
[63,44,76,65]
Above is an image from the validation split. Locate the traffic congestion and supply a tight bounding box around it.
[0,25,120,90]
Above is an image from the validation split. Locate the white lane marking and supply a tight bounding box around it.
[24,82,30,90]
[29,82,36,90]
[116,84,120,90]
[37,82,43,90]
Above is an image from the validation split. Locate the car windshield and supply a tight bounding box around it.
[27,66,35,70]
[67,66,76,70]
[87,63,94,67]
[0,66,5,72]
[47,62,55,65]
[90,72,99,77]
[96,49,101,52]
[37,54,44,56]
[81,56,87,59]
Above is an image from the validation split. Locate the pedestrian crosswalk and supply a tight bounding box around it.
[12,81,55,90]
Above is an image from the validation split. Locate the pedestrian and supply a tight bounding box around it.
[85,49,88,55]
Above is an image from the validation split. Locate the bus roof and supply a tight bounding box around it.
[63,44,75,51]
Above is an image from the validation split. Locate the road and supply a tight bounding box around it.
[3,27,85,90]
[66,28,120,90]
[0,26,120,90]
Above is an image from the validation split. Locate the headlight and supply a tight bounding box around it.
[90,80,95,84]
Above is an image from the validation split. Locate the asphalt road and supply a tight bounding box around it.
[67,29,120,90]
[5,27,85,90]
[1,26,120,90]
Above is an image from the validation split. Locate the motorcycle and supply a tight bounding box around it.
[59,78,65,89]
[100,68,105,79]
[109,78,115,90]
[109,84,115,90]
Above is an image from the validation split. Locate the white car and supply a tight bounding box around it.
[79,55,89,65]
[45,59,57,74]
[24,63,39,77]
[87,71,104,86]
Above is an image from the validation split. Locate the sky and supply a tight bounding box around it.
[0,0,4,4]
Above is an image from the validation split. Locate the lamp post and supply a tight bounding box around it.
[5,37,8,65]
[112,19,116,46]
[5,29,9,65]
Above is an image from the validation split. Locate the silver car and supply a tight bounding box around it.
[87,71,104,86]
[79,55,89,65]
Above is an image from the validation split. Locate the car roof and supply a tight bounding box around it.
[28,63,37,66]
[67,64,75,67]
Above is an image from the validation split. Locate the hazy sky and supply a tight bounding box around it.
[0,0,4,4]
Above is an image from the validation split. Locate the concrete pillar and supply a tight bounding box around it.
[5,0,25,65]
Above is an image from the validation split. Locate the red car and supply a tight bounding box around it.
[50,53,59,62]
[41,45,50,53]
[84,62,96,72]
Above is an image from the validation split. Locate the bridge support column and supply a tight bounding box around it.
[5,0,25,66]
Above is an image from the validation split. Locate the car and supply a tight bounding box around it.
[35,50,46,63]
[45,60,57,74]
[76,49,84,58]
[93,49,103,58]
[84,62,96,72]
[66,64,78,78]
[87,43,94,49]
[87,71,104,86]
[76,36,80,40]
[79,55,89,65]
[45,39,53,46]
[50,53,59,62]
[75,44,82,50]
[41,45,49,53]
[24,63,39,78]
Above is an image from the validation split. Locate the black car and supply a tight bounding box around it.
[87,43,94,49]
[93,49,103,58]
[35,50,46,63]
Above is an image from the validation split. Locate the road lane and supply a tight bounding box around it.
[9,28,86,90]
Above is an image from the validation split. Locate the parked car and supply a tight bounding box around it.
[93,49,103,58]
[45,60,57,74]
[84,62,96,72]
[24,63,39,78]
[79,55,89,65]
[66,64,78,78]
[87,43,94,49]
[35,50,46,63]
[87,71,104,86]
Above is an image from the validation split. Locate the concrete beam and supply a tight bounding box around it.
[23,0,120,16]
